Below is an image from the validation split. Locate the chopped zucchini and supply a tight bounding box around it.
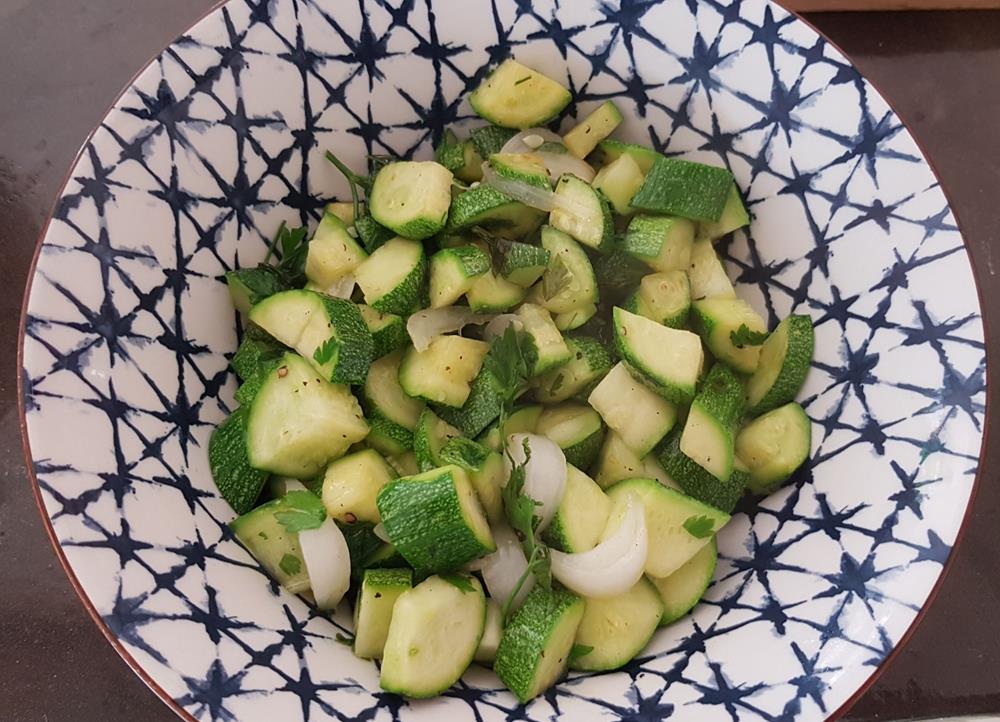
[746,315,814,416]
[691,297,768,374]
[466,266,527,312]
[649,539,717,625]
[735,402,811,493]
[398,335,490,409]
[488,152,551,188]
[320,448,396,524]
[470,59,572,129]
[588,362,676,456]
[535,403,605,470]
[624,270,691,329]
[446,184,545,239]
[355,237,427,315]
[688,237,736,301]
[470,125,520,158]
[536,225,599,315]
[549,174,614,251]
[613,307,704,405]
[231,498,311,593]
[562,101,623,159]
[494,239,551,288]
[569,577,663,671]
[679,363,745,482]
[592,152,645,215]
[630,156,735,222]
[226,266,286,314]
[592,431,645,489]
[592,139,663,174]
[369,161,454,240]
[623,214,696,273]
[542,464,611,553]
[439,436,506,523]
[474,600,504,663]
[533,335,612,403]
[658,429,746,514]
[305,211,368,288]
[209,407,269,514]
[412,408,462,471]
[477,404,543,451]
[354,568,413,659]
[699,184,749,240]
[435,367,503,438]
[357,304,408,359]
[517,303,572,375]
[429,245,490,308]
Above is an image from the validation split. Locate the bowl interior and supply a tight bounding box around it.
[21,1,985,720]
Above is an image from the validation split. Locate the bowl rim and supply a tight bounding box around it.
[16,2,991,721]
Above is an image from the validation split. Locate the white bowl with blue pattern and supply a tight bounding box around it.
[20,1,987,720]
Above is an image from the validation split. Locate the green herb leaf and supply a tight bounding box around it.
[335,632,355,646]
[279,553,302,576]
[261,223,310,287]
[540,255,575,304]
[325,150,370,222]
[569,644,594,660]
[273,490,327,534]
[312,336,340,366]
[682,514,717,539]
[440,574,476,593]
[482,326,530,411]
[730,323,768,348]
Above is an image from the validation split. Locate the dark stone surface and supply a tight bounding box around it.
[1,3,997,720]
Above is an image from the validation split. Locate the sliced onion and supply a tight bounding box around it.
[284,479,308,493]
[550,493,648,598]
[324,274,355,300]
[500,128,563,155]
[481,165,593,218]
[538,152,596,184]
[468,524,534,611]
[298,517,352,610]
[503,433,567,533]
[483,314,522,340]
[373,522,390,543]
[406,307,494,351]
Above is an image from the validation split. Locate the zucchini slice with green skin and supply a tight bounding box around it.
[477,404,543,451]
[630,157,735,222]
[494,585,585,702]
[353,568,413,659]
[569,577,664,671]
[376,465,496,574]
[231,329,284,382]
[688,237,736,301]
[554,304,597,332]
[380,574,486,697]
[398,335,490,408]
[613,306,704,405]
[412,408,462,471]
[679,363,745,482]
[623,215,696,273]
[698,184,749,240]
[470,59,572,129]
[230,498,311,593]
[592,152,645,215]
[746,315,814,416]
[535,403,605,470]
[466,266,528,312]
[592,139,664,174]
[604,477,730,578]
[429,245,491,308]
[435,129,468,174]
[474,600,504,663]
[324,201,358,225]
[537,225,599,315]
[542,464,611,553]
[355,213,396,254]
[650,538,717,626]
[657,430,746,513]
[624,270,691,329]
[494,239,551,288]
[549,174,615,251]
[439,436,506,524]
[588,362,677,457]
[446,184,546,240]
[736,402,812,493]
[357,304,408,359]
[355,237,427,315]
[320,448,396,524]
[246,352,369,478]
[368,161,453,241]
[305,211,368,288]
[209,407,270,514]
[517,303,573,375]
[365,415,413,456]
[249,289,374,385]
[691,297,768,374]
[226,266,286,313]
[533,335,612,403]
[562,100,623,159]
[592,431,645,489]
[435,367,503,438]
[365,350,425,429]
[488,152,551,188]
[470,125,519,158]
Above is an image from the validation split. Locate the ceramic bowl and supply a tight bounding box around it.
[20,1,987,720]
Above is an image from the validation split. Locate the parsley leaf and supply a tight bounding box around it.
[325,150,369,222]
[279,553,302,576]
[682,514,717,539]
[440,574,476,593]
[569,644,594,660]
[312,336,340,366]
[729,323,768,348]
[273,490,327,534]
[261,222,310,287]
[482,326,530,412]
[335,632,355,646]
[540,255,575,303]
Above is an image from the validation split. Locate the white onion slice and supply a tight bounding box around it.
[323,274,356,300]
[500,128,563,155]
[469,524,534,611]
[481,166,593,219]
[406,307,494,351]
[298,517,352,610]
[538,152,597,184]
[550,494,648,598]
[284,479,308,493]
[373,522,390,543]
[483,314,523,340]
[503,433,567,533]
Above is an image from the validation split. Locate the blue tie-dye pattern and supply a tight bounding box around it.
[21,0,985,720]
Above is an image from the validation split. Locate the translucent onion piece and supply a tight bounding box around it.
[503,433,567,533]
[539,152,596,184]
[482,314,523,340]
[472,524,534,611]
[298,517,352,610]
[324,274,356,299]
[499,128,563,155]
[373,522,390,543]
[549,494,648,598]
[406,307,494,351]
[481,166,593,218]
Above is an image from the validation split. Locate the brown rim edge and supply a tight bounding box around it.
[784,6,993,722]
[15,3,992,722]
[15,2,231,721]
